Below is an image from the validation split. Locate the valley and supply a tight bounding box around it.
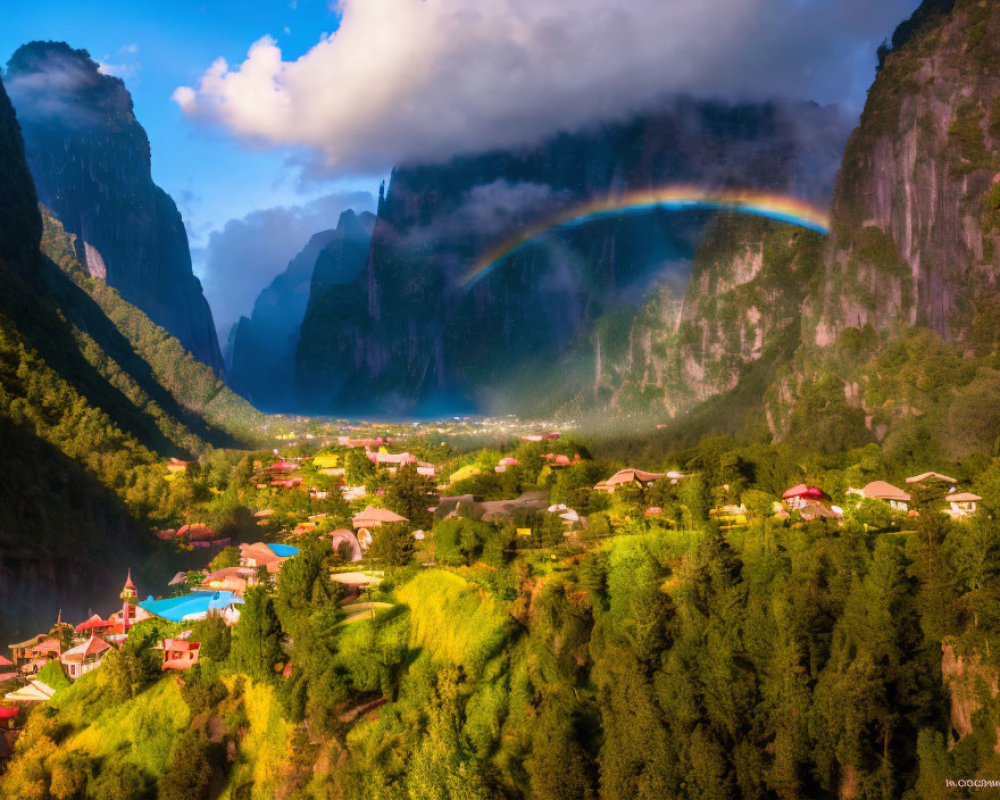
[2,0,1000,798]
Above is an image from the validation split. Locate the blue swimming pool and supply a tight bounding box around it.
[139,591,243,622]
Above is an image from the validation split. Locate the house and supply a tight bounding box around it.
[946,492,982,519]
[848,481,911,512]
[239,542,296,574]
[159,639,201,671]
[782,484,831,510]
[495,457,519,473]
[330,572,383,589]
[8,635,47,667]
[352,506,409,529]
[366,450,418,467]
[59,636,111,680]
[595,468,669,493]
[906,472,958,488]
[341,486,368,501]
[268,459,299,474]
[200,566,252,597]
[166,458,189,474]
[27,639,62,662]
[3,679,55,703]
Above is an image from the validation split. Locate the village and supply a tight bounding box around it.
[0,418,988,771]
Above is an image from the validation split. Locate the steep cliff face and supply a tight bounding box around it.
[0,74,144,643]
[232,210,374,411]
[5,41,223,373]
[749,0,1000,456]
[295,99,848,415]
[808,0,1000,348]
[598,216,824,417]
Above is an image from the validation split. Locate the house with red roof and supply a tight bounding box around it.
[59,636,111,680]
[782,484,830,510]
[7,635,46,667]
[352,506,408,529]
[158,639,201,671]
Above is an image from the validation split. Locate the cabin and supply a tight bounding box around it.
[7,635,46,667]
[159,639,201,671]
[848,481,911,512]
[59,636,111,680]
[905,472,958,490]
[781,484,830,510]
[367,450,418,467]
[3,679,55,703]
[352,506,408,529]
[946,492,982,519]
[595,468,674,493]
[27,639,62,662]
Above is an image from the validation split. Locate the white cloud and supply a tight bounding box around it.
[173,0,918,174]
[97,60,140,79]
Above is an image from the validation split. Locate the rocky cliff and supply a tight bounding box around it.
[5,41,224,373]
[295,99,848,416]
[808,0,1000,348]
[747,0,1000,457]
[231,210,374,411]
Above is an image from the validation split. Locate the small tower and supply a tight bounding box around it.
[120,569,138,631]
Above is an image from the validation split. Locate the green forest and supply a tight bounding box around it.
[4,427,1000,799]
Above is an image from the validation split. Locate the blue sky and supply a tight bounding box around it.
[0,0,378,248]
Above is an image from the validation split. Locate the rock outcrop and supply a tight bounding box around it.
[230,210,374,411]
[5,41,223,372]
[294,99,848,415]
[807,0,1000,349]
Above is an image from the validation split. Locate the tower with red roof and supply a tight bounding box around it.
[120,570,138,631]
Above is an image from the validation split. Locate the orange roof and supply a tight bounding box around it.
[947,492,982,503]
[352,506,408,527]
[604,468,665,486]
[60,636,110,663]
[29,639,62,656]
[906,471,958,484]
[861,481,910,502]
[75,614,111,633]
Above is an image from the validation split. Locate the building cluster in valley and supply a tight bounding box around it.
[0,414,986,768]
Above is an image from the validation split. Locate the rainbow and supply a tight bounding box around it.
[460,186,830,288]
